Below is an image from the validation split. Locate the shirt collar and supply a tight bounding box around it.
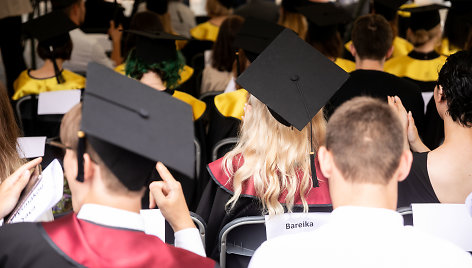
[330,206,404,227]
[77,203,145,231]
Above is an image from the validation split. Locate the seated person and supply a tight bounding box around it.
[198,29,348,262]
[190,0,233,42]
[299,2,356,72]
[324,14,424,133]
[115,11,194,86]
[438,0,472,56]
[0,63,217,267]
[201,15,244,94]
[13,12,85,101]
[249,97,472,268]
[392,50,472,208]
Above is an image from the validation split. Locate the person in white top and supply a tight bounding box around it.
[249,97,472,268]
[49,0,122,73]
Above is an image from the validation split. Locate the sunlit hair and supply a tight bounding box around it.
[125,48,185,89]
[223,95,326,215]
[0,83,24,182]
[278,9,307,39]
[407,24,441,47]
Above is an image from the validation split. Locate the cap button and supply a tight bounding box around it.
[138,108,149,118]
[290,75,299,81]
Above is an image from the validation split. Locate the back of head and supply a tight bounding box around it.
[206,0,231,18]
[438,50,472,128]
[351,14,393,61]
[124,11,164,58]
[326,97,404,184]
[212,15,244,72]
[0,83,23,182]
[60,104,135,194]
[224,95,326,215]
[37,36,73,61]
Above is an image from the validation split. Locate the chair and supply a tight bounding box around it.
[212,137,238,161]
[194,138,202,179]
[165,212,207,247]
[199,90,223,107]
[397,206,413,226]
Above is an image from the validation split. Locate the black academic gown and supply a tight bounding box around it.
[0,214,217,268]
[324,69,425,134]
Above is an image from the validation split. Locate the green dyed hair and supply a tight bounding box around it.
[125,49,185,89]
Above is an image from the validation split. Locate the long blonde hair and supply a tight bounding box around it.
[0,83,25,182]
[278,9,307,39]
[223,95,326,215]
[407,24,442,47]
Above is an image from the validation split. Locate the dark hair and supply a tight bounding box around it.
[125,49,185,89]
[211,15,244,72]
[51,0,82,14]
[326,97,404,183]
[351,14,393,61]
[306,24,343,59]
[437,50,472,127]
[443,9,472,50]
[123,11,164,58]
[37,35,73,61]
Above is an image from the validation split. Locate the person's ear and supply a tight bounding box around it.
[349,43,356,58]
[83,153,96,182]
[318,146,333,179]
[437,85,446,101]
[386,45,394,59]
[396,150,413,182]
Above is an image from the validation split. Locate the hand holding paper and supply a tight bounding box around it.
[0,158,42,219]
[149,162,195,232]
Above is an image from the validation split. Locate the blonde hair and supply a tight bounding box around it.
[278,9,307,39]
[223,95,326,215]
[206,0,231,18]
[407,24,442,47]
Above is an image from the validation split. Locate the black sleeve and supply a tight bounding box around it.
[0,223,79,268]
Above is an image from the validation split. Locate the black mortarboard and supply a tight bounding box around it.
[128,30,186,64]
[401,4,449,31]
[217,0,236,9]
[79,63,195,190]
[146,0,169,15]
[373,0,408,21]
[23,11,77,84]
[51,0,79,10]
[282,0,307,12]
[236,29,349,186]
[298,3,351,27]
[232,17,285,62]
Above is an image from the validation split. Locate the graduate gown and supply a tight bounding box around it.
[0,213,217,268]
[196,155,332,266]
[384,50,447,149]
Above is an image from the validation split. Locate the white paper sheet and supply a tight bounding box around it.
[412,203,472,251]
[8,159,64,223]
[37,90,81,115]
[265,212,331,240]
[16,136,46,159]
[140,209,166,241]
[421,92,434,114]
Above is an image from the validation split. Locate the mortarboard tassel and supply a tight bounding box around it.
[50,46,65,84]
[76,131,86,182]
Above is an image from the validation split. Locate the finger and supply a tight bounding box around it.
[8,157,42,180]
[156,162,177,184]
[110,20,115,28]
[149,181,167,204]
[149,183,156,209]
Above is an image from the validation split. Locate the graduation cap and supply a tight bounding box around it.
[51,0,79,10]
[232,17,285,63]
[127,30,187,64]
[78,63,195,190]
[146,0,169,15]
[401,4,449,31]
[236,29,349,186]
[22,11,77,84]
[282,0,308,12]
[217,0,237,9]
[373,0,408,21]
[298,2,352,27]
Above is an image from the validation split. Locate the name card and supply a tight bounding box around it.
[37,90,81,115]
[265,212,331,240]
[140,209,166,241]
[17,136,46,158]
[7,159,64,223]
[413,203,472,251]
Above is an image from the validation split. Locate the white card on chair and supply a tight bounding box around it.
[413,203,472,251]
[17,136,46,158]
[37,90,81,115]
[265,212,331,240]
[140,209,166,241]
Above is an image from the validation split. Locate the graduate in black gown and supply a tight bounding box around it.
[324,14,424,133]
[0,63,217,268]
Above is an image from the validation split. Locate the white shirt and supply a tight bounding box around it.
[77,204,206,257]
[64,29,114,73]
[249,206,472,268]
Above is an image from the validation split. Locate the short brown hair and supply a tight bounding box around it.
[326,97,404,184]
[206,0,231,18]
[351,14,393,61]
[60,104,138,194]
